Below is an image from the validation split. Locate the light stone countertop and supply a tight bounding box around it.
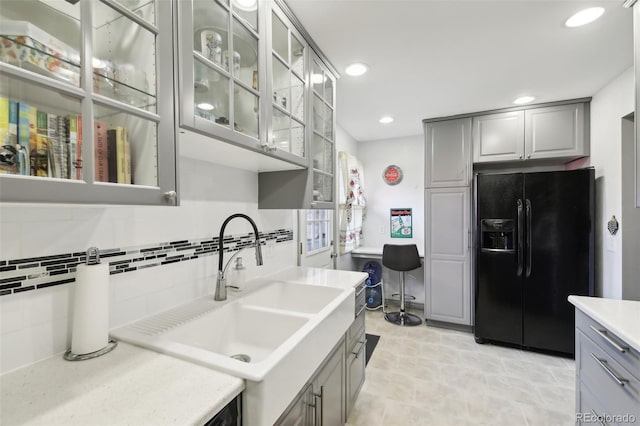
[568,295,640,352]
[262,266,368,289]
[0,341,244,426]
[0,267,366,426]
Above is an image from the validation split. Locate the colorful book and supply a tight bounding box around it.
[17,102,30,175]
[94,120,108,182]
[58,115,68,179]
[123,126,131,184]
[47,113,62,178]
[35,110,50,177]
[8,100,18,147]
[0,99,19,174]
[116,126,125,184]
[0,96,8,146]
[76,114,82,180]
[65,114,78,180]
[107,128,118,183]
[28,106,38,176]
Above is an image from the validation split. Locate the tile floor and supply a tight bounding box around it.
[346,308,576,426]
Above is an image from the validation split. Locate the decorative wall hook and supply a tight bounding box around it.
[607,215,619,236]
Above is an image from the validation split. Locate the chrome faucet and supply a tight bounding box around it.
[215,214,263,301]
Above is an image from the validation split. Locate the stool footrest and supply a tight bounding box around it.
[391,293,416,301]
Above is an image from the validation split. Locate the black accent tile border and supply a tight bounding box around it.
[0,229,293,296]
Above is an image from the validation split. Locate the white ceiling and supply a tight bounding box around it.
[285,0,634,142]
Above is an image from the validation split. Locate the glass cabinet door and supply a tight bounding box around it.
[269,8,307,158]
[310,53,335,206]
[0,0,176,205]
[187,0,261,141]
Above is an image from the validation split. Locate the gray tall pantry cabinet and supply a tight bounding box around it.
[423,118,473,326]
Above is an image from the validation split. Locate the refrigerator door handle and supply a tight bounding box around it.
[517,199,524,277]
[525,199,532,277]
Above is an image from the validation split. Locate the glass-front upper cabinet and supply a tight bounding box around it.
[309,51,336,208]
[267,6,307,161]
[0,0,176,205]
[178,0,264,148]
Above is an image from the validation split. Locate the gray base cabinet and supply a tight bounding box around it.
[346,284,366,418]
[575,310,640,424]
[276,282,366,426]
[275,338,346,426]
[313,339,346,426]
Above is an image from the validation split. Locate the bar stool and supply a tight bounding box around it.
[382,244,422,326]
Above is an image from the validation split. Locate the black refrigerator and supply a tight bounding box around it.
[474,168,594,355]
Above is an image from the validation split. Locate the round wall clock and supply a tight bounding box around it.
[383,165,403,185]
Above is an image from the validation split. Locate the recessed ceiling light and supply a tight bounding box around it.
[379,116,394,124]
[196,102,215,111]
[345,63,368,77]
[565,7,605,28]
[513,96,535,105]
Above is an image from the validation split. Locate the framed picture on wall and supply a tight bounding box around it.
[390,208,412,238]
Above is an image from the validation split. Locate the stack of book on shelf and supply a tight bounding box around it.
[0,96,82,179]
[94,121,132,184]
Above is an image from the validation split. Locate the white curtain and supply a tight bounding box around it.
[338,151,366,254]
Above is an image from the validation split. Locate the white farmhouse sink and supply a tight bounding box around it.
[160,302,309,363]
[111,278,355,425]
[238,281,343,314]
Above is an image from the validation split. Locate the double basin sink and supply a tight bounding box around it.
[111,275,356,424]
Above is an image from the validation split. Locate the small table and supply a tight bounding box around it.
[350,246,424,312]
[350,246,425,260]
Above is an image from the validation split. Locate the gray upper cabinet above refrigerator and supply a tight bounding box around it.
[473,111,525,163]
[473,101,590,164]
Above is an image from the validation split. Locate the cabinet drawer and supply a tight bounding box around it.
[355,282,367,317]
[578,331,640,419]
[576,310,640,380]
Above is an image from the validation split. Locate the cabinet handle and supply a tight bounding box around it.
[590,353,628,387]
[516,199,524,277]
[163,190,177,200]
[519,155,523,159]
[525,199,532,277]
[589,325,629,353]
[527,154,531,159]
[355,303,367,318]
[355,284,366,297]
[352,339,366,358]
[313,386,323,425]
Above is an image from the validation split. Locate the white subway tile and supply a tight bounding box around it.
[0,292,26,334]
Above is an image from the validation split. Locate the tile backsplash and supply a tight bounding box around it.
[0,157,299,374]
[0,229,293,296]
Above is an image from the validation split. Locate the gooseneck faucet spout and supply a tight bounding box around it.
[215,214,263,301]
